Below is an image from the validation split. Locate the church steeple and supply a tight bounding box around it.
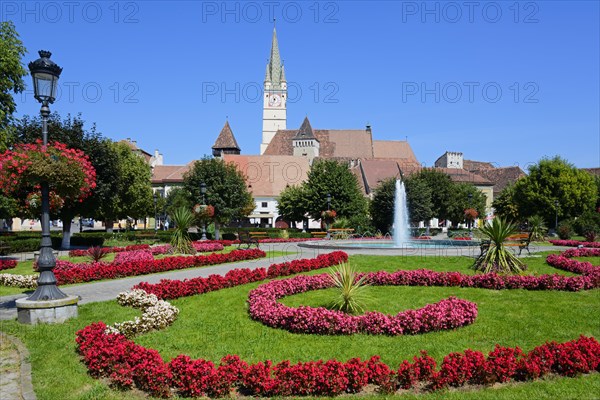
[265,26,284,89]
[261,24,287,155]
[212,120,241,157]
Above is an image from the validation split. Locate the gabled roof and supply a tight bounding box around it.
[464,159,496,171]
[293,117,317,140]
[372,140,417,163]
[358,159,402,194]
[434,167,493,186]
[222,154,310,197]
[151,163,194,184]
[212,121,240,151]
[472,166,526,195]
[264,129,374,159]
[582,168,600,177]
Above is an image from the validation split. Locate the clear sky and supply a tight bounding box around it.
[3,0,599,168]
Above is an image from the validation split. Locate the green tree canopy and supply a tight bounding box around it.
[183,157,254,239]
[0,21,27,151]
[303,159,367,220]
[492,184,520,222]
[444,183,487,228]
[370,178,396,234]
[408,169,455,221]
[277,184,309,225]
[513,156,596,223]
[404,175,434,224]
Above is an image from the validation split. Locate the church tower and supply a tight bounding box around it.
[261,25,287,155]
[293,117,320,164]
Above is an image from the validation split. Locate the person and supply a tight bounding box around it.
[164,220,169,230]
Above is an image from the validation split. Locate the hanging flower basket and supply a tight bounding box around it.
[464,208,479,222]
[193,204,215,219]
[0,140,96,202]
[321,210,337,223]
[24,189,65,214]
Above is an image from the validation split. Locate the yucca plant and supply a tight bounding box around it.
[170,207,195,254]
[85,246,109,262]
[473,217,526,274]
[328,262,370,314]
[527,215,547,241]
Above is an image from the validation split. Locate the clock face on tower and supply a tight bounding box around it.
[268,94,282,107]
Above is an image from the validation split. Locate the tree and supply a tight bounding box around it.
[277,184,309,228]
[0,21,27,151]
[445,183,486,228]
[370,179,395,234]
[404,176,434,225]
[183,157,254,240]
[303,159,367,221]
[409,169,454,221]
[14,114,153,245]
[492,184,520,222]
[513,156,596,223]
[165,187,192,218]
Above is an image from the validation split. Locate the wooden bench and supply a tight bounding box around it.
[480,233,532,256]
[311,231,327,238]
[238,231,260,249]
[134,233,160,244]
[249,232,269,240]
[328,228,355,240]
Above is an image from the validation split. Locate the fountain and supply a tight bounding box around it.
[298,179,478,251]
[393,179,410,247]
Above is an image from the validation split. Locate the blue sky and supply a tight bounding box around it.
[3,1,599,168]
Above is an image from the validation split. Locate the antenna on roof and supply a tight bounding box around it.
[405,135,408,142]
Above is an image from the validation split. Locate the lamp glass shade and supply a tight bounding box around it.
[32,72,59,103]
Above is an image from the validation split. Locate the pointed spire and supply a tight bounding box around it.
[212,120,241,156]
[294,117,317,140]
[281,63,286,82]
[266,25,283,88]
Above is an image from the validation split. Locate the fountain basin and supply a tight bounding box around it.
[299,239,480,250]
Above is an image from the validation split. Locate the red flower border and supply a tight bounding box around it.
[549,239,600,248]
[248,274,477,335]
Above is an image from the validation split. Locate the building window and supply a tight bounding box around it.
[261,202,268,208]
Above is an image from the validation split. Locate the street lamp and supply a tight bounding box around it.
[468,193,473,236]
[200,182,207,241]
[554,200,559,232]
[26,51,66,301]
[153,193,158,233]
[326,193,332,239]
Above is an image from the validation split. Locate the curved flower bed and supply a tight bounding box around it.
[134,251,349,300]
[75,251,600,398]
[248,274,477,335]
[549,240,600,248]
[69,244,151,257]
[546,248,600,276]
[0,259,17,271]
[1,249,266,288]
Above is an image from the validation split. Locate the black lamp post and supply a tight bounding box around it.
[27,50,66,301]
[326,193,332,239]
[153,193,158,232]
[200,182,207,241]
[468,193,473,236]
[554,200,559,232]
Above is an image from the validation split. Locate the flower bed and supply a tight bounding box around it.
[0,259,17,271]
[69,244,151,257]
[114,249,154,265]
[248,274,477,335]
[75,250,600,398]
[134,251,349,300]
[0,273,37,288]
[549,240,600,248]
[53,249,265,285]
[192,242,224,252]
[76,322,600,398]
[546,248,600,276]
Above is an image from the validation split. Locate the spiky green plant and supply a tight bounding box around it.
[85,246,109,262]
[527,215,547,241]
[170,207,195,254]
[473,217,526,274]
[328,262,370,314]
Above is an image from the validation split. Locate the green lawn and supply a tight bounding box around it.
[0,253,598,399]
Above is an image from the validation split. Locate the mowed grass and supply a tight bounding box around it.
[0,253,598,399]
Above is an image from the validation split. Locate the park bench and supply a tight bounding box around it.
[134,232,161,244]
[328,228,355,240]
[238,231,260,249]
[311,231,327,238]
[480,232,532,256]
[249,231,269,240]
